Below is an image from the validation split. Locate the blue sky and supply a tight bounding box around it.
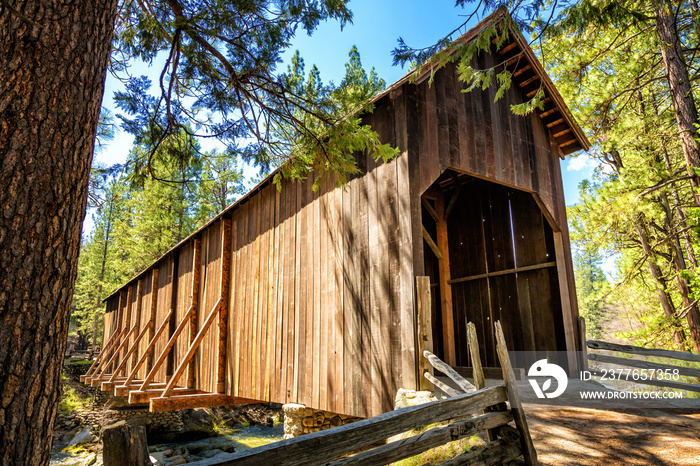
[93,0,598,229]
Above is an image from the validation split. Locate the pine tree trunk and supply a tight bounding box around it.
[660,195,700,352]
[652,0,700,206]
[0,1,118,465]
[634,218,688,350]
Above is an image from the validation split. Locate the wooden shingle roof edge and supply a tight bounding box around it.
[102,9,588,304]
[372,7,590,157]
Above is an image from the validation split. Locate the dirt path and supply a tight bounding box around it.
[525,407,700,465]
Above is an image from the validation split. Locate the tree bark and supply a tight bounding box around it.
[659,195,700,352]
[652,0,700,206]
[0,1,118,464]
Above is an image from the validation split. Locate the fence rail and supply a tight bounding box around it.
[579,317,700,393]
[188,319,537,466]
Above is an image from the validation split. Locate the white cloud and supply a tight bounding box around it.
[566,155,597,172]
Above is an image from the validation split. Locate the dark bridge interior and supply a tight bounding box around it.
[421,170,568,372]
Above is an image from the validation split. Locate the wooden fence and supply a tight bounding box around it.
[579,317,700,393]
[188,320,537,466]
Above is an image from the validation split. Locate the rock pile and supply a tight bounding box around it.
[282,404,361,438]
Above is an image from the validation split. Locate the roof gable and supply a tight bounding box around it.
[374,8,589,157]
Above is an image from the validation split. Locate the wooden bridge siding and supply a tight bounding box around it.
[213,118,414,418]
[152,256,175,383]
[403,58,564,228]
[404,57,579,351]
[134,269,153,379]
[99,48,580,415]
[174,242,194,384]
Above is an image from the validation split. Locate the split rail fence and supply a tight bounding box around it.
[579,317,700,393]
[189,320,537,466]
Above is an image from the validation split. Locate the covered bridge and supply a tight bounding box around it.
[82,10,589,419]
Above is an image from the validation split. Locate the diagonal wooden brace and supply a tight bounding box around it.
[159,298,223,399]
[122,309,173,387]
[107,317,154,384]
[138,305,196,391]
[93,324,138,386]
[85,323,133,383]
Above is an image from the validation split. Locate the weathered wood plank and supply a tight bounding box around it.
[448,262,557,284]
[187,238,202,389]
[437,439,523,466]
[579,316,588,371]
[587,340,700,362]
[218,218,232,394]
[184,385,507,466]
[588,353,700,378]
[328,411,513,466]
[149,394,259,413]
[467,322,486,390]
[494,321,537,465]
[394,87,417,392]
[423,372,461,398]
[424,350,476,393]
[416,276,434,391]
[435,195,456,366]
[586,369,700,393]
[319,178,330,411]
[332,177,345,413]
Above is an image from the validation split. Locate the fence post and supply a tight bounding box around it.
[495,321,538,466]
[416,276,433,391]
[578,316,588,372]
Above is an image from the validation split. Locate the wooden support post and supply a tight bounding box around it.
[553,232,580,375]
[444,174,462,220]
[187,238,202,389]
[416,276,434,391]
[166,254,179,377]
[128,279,144,374]
[466,322,485,390]
[578,316,588,372]
[91,311,99,354]
[122,309,173,388]
[138,305,195,391]
[146,268,159,373]
[435,195,456,366]
[119,285,134,373]
[467,321,496,441]
[217,217,232,394]
[159,298,222,399]
[495,321,537,465]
